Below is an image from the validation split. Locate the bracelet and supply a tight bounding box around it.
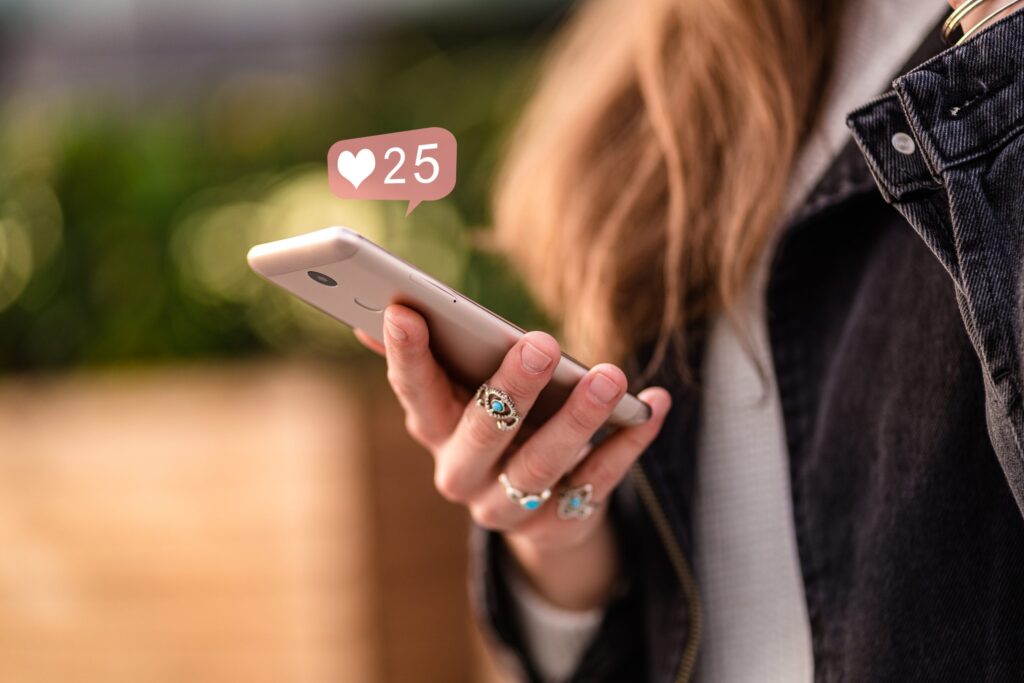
[944,0,1024,45]
[943,0,988,43]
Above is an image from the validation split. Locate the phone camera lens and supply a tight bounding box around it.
[307,270,338,287]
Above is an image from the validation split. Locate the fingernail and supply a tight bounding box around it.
[589,372,621,404]
[642,390,670,415]
[384,316,407,341]
[521,341,553,373]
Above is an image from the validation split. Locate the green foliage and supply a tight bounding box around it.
[0,23,553,372]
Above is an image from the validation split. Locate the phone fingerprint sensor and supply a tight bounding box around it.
[354,297,384,312]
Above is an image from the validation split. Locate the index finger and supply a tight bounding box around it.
[382,304,464,447]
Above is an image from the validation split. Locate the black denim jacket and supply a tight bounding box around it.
[475,13,1024,683]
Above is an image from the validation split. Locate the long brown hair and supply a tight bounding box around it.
[493,0,844,380]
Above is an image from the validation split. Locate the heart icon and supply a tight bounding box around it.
[337,148,376,188]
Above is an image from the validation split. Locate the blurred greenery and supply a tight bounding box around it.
[0,14,561,372]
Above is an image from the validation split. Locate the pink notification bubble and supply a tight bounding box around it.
[327,127,457,215]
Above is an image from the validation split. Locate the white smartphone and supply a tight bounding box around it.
[247,227,651,429]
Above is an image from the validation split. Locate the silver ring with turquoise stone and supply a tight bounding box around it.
[476,384,520,431]
[557,483,598,520]
[498,473,551,512]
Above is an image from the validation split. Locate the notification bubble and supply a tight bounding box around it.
[328,127,457,215]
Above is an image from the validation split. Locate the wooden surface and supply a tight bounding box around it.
[0,360,504,682]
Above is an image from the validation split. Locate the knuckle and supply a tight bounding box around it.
[462,411,500,451]
[495,373,536,406]
[563,400,601,435]
[404,413,434,446]
[583,456,619,491]
[497,349,550,399]
[403,412,422,439]
[623,427,657,453]
[433,463,469,503]
[470,503,510,532]
[518,449,560,485]
[386,368,415,401]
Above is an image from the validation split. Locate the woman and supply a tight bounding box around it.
[358,0,1024,680]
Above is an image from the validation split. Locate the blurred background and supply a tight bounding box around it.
[0,1,568,680]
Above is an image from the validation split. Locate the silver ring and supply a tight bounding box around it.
[498,473,551,511]
[557,483,598,520]
[476,384,520,431]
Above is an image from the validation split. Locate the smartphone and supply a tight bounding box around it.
[247,227,651,429]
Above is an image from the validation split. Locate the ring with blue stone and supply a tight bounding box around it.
[498,473,551,512]
[475,384,520,431]
[557,483,598,520]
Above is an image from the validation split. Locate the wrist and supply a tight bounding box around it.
[948,0,1024,42]
[503,517,620,611]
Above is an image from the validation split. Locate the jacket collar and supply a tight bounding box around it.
[788,16,950,229]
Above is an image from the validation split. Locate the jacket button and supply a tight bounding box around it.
[891,132,916,155]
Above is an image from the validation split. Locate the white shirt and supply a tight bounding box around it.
[509,3,948,681]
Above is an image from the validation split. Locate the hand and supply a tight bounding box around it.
[355,304,671,610]
[949,0,1024,37]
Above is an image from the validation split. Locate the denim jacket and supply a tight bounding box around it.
[475,13,1024,682]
